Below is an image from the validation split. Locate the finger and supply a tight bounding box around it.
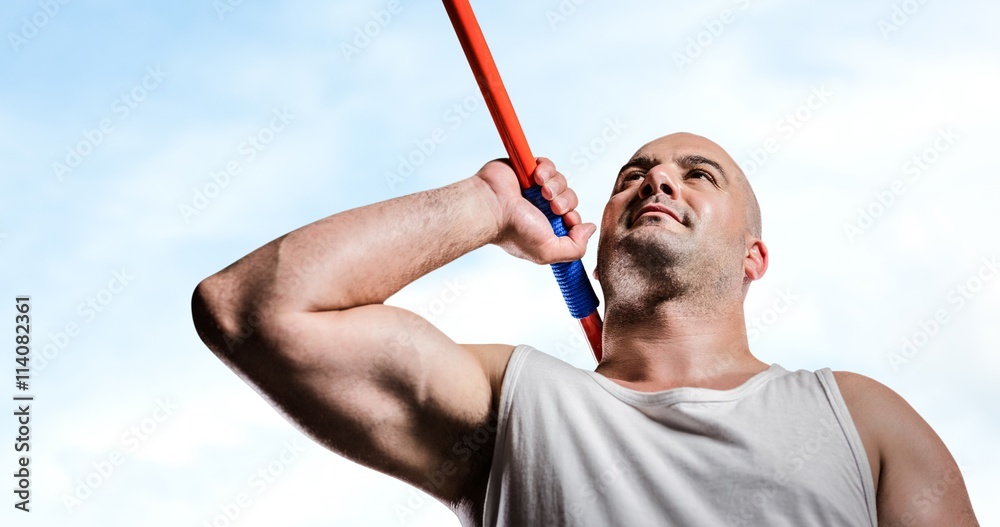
[545,222,596,263]
[484,158,514,172]
[568,222,597,253]
[549,187,578,215]
[539,166,569,198]
[562,210,582,229]
[533,157,557,187]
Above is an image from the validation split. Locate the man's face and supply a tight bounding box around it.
[595,133,756,306]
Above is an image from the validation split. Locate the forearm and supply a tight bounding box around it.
[209,176,501,316]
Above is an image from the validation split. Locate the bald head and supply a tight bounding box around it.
[626,133,761,239]
[596,132,768,307]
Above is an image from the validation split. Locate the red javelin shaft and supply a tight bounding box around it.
[442,0,603,362]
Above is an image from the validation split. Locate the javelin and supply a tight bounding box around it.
[442,0,604,361]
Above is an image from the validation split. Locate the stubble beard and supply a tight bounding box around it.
[598,226,692,319]
[597,224,739,322]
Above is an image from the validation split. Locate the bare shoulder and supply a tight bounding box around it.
[832,371,980,526]
[830,371,895,489]
[459,344,518,412]
[832,371,917,436]
[833,370,906,405]
[831,371,939,457]
[832,371,936,481]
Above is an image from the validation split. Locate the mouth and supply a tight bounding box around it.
[629,203,682,227]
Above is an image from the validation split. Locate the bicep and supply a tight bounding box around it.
[227,304,500,503]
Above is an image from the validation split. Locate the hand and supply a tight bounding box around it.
[473,157,597,265]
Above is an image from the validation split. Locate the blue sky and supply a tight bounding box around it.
[2,0,998,525]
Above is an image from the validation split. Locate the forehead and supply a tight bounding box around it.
[629,134,740,172]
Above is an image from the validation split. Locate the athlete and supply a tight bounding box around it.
[192,132,979,526]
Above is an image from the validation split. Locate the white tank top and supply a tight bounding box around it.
[482,344,877,526]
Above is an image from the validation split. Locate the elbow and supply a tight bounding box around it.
[192,272,293,361]
[191,277,231,357]
[191,274,260,359]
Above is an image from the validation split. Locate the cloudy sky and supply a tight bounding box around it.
[2,0,998,525]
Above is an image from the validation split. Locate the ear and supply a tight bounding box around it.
[592,267,600,282]
[744,235,768,282]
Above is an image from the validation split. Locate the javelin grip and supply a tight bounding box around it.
[521,185,600,319]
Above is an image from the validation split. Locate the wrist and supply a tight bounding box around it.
[464,175,506,246]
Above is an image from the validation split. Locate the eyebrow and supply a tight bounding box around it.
[677,155,729,184]
[616,154,658,183]
[616,153,729,185]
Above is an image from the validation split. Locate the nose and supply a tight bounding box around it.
[638,163,679,200]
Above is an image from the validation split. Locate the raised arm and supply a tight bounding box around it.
[190,159,594,515]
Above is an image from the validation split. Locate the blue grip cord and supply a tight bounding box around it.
[521,185,600,319]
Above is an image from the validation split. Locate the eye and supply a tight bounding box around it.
[614,171,645,194]
[688,169,718,186]
[623,171,644,181]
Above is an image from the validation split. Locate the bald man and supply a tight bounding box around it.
[192,133,979,526]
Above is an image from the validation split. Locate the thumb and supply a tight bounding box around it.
[547,222,597,263]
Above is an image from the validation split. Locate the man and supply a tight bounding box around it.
[191,133,979,526]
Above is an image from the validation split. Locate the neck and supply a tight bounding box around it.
[595,296,767,391]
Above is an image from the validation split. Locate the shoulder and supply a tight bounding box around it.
[831,371,979,526]
[831,370,923,431]
[831,371,923,459]
[833,369,893,394]
[830,371,895,488]
[830,370,939,441]
[460,344,518,412]
[831,370,952,449]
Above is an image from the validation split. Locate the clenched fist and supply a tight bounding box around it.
[473,157,597,265]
